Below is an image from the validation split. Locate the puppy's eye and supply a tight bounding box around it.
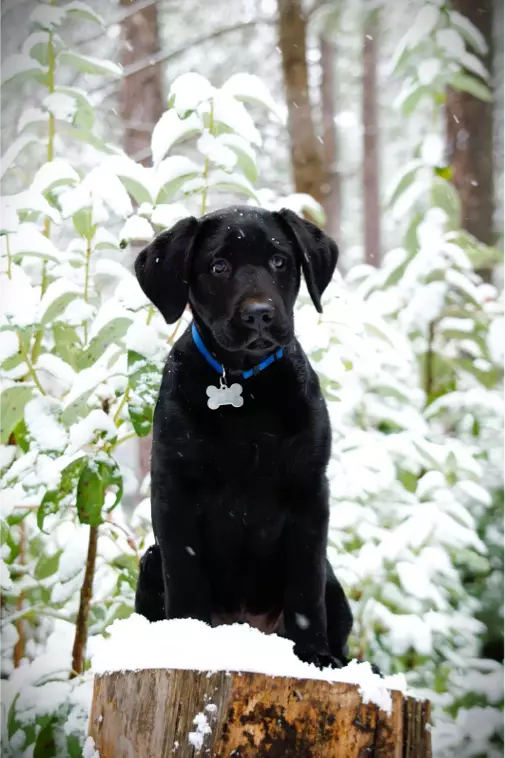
[210,259,229,276]
[270,254,286,270]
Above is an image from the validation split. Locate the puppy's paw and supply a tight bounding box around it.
[294,644,344,670]
[370,662,384,678]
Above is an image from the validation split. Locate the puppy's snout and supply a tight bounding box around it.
[241,301,275,330]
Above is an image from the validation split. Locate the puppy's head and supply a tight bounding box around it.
[135,206,338,357]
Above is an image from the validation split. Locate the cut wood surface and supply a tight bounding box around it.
[89,669,431,757]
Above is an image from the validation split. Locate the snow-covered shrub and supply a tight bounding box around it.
[0,1,502,757]
[315,3,503,755]
[0,4,292,753]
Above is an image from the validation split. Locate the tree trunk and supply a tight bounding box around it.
[445,0,494,279]
[277,0,324,205]
[362,10,381,267]
[120,0,165,487]
[89,669,431,757]
[120,0,164,164]
[320,35,340,241]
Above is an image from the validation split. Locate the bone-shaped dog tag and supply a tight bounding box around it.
[206,383,244,410]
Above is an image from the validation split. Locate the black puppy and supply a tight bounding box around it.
[134,205,353,669]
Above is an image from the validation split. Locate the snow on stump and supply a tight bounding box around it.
[88,616,431,757]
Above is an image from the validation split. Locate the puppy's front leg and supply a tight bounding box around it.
[283,483,339,669]
[152,477,211,624]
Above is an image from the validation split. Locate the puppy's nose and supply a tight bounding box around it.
[241,301,275,330]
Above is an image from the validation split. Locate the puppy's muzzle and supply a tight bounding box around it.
[240,300,275,332]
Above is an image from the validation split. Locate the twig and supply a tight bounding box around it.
[70,525,98,678]
[90,19,273,100]
[18,334,46,395]
[13,521,26,667]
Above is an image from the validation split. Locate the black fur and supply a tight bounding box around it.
[134,205,353,668]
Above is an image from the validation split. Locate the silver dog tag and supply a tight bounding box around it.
[206,374,244,410]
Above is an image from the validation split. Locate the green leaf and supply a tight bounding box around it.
[60,123,118,154]
[1,55,48,88]
[58,51,122,78]
[24,32,65,68]
[0,518,9,547]
[1,386,35,444]
[127,350,162,437]
[64,1,104,26]
[33,717,57,758]
[77,317,132,370]
[38,458,86,532]
[77,455,123,526]
[216,135,258,183]
[400,85,431,116]
[450,73,492,102]
[66,735,83,758]
[431,178,461,225]
[403,212,424,256]
[434,166,452,181]
[34,550,61,581]
[454,357,501,390]
[203,171,259,202]
[387,162,423,209]
[9,418,30,453]
[55,87,95,131]
[52,324,83,370]
[41,292,80,326]
[72,209,95,240]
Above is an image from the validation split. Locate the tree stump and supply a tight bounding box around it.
[89,669,431,757]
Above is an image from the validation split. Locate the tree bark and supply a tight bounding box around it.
[120,0,164,164]
[70,525,98,678]
[445,0,494,278]
[89,669,431,757]
[277,0,324,205]
[320,35,340,241]
[120,0,165,487]
[362,10,381,266]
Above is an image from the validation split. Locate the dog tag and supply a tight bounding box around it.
[206,381,244,410]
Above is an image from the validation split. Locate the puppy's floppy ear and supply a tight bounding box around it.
[134,216,199,324]
[275,208,338,313]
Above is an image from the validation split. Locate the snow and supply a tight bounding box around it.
[188,712,212,750]
[0,558,13,592]
[211,91,262,147]
[25,397,68,453]
[151,109,200,166]
[449,10,488,56]
[60,166,133,223]
[1,53,46,86]
[197,132,237,171]
[1,267,39,329]
[31,158,79,194]
[4,227,59,269]
[417,58,441,86]
[119,215,154,242]
[407,5,440,48]
[18,106,48,133]
[90,615,406,714]
[436,28,466,59]
[169,72,214,117]
[220,73,284,121]
[83,736,100,758]
[44,92,78,122]
[125,322,164,360]
[69,409,117,448]
[57,526,90,582]
[151,203,188,229]
[30,3,66,28]
[36,354,76,397]
[420,134,444,166]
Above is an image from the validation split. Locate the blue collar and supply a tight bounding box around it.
[191,323,284,379]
